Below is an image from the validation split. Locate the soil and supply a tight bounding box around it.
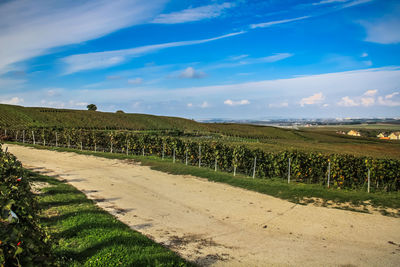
[6,144,400,266]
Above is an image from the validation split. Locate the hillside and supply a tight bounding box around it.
[1,104,399,159]
[0,104,203,131]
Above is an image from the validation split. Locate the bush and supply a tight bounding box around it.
[0,144,53,266]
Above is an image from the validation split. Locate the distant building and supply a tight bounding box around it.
[336,131,346,135]
[347,130,361,136]
[388,132,400,140]
[377,132,387,138]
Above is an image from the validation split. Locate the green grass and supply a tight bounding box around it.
[12,142,400,211]
[2,103,400,159]
[0,103,203,130]
[28,170,192,267]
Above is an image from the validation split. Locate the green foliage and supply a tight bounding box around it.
[1,103,400,159]
[5,128,400,192]
[0,145,54,266]
[86,104,97,111]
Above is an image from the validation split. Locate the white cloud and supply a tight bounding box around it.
[230,55,248,61]
[179,67,206,79]
[269,102,289,108]
[62,31,245,74]
[106,75,122,80]
[341,0,373,8]
[224,99,250,106]
[337,89,400,107]
[378,92,400,107]
[253,53,293,63]
[361,14,400,44]
[0,0,166,74]
[187,103,193,107]
[338,96,359,107]
[69,100,88,107]
[200,101,209,108]
[361,97,374,106]
[0,97,24,105]
[152,3,234,24]
[363,60,373,67]
[128,78,143,84]
[46,88,63,97]
[300,93,324,106]
[7,67,400,115]
[312,0,349,5]
[361,52,368,57]
[364,89,377,96]
[250,16,310,29]
[207,53,293,70]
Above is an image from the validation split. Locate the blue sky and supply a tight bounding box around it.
[0,0,399,119]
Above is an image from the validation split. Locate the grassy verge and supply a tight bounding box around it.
[27,170,192,266]
[9,142,400,212]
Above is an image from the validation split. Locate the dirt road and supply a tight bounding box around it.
[5,144,400,266]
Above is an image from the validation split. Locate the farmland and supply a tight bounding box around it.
[5,144,400,266]
[2,103,400,266]
[1,103,400,159]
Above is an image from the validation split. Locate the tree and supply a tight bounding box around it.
[87,104,97,111]
[116,110,124,114]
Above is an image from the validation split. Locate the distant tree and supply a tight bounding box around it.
[116,110,125,114]
[87,104,97,111]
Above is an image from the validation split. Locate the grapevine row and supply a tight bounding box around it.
[2,128,399,191]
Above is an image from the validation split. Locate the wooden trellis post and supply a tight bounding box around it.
[288,158,291,183]
[252,157,257,179]
[55,132,58,147]
[162,143,165,160]
[215,158,217,172]
[185,149,188,165]
[173,148,176,163]
[327,162,331,188]
[198,145,201,167]
[367,168,371,193]
[32,131,35,145]
[22,130,25,143]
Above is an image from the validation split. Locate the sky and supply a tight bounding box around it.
[0,0,399,119]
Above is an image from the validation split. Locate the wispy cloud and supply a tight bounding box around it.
[152,2,234,24]
[206,53,293,70]
[312,0,349,6]
[250,16,310,29]
[341,0,373,8]
[0,96,24,105]
[360,14,400,44]
[0,0,166,74]
[364,89,377,96]
[179,67,206,79]
[378,92,400,107]
[128,78,143,84]
[200,101,209,108]
[300,93,324,106]
[312,0,373,8]
[337,96,359,107]
[269,102,289,108]
[224,99,250,106]
[62,31,245,74]
[253,53,293,63]
[7,67,400,116]
[337,89,400,107]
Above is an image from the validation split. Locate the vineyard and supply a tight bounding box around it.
[0,145,53,265]
[2,127,399,192]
